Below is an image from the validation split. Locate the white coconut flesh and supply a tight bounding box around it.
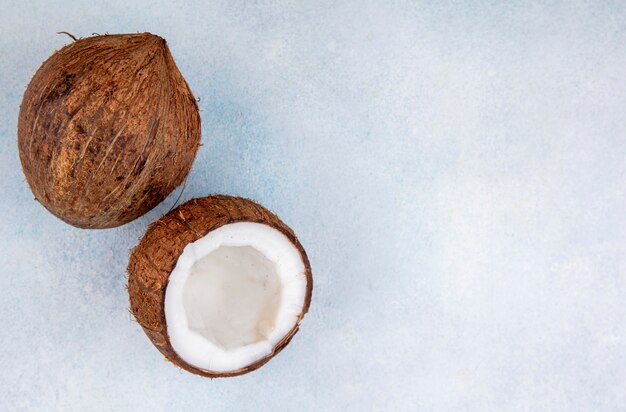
[165,222,307,372]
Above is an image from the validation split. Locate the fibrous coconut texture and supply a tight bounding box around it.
[18,33,200,229]
[128,195,313,377]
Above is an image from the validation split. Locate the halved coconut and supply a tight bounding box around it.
[128,195,312,377]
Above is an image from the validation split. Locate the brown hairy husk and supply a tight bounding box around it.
[127,195,313,377]
[18,33,200,228]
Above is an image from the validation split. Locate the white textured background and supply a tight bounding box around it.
[1,1,625,411]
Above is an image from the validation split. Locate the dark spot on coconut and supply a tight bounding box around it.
[65,104,82,120]
[75,123,86,135]
[47,72,75,102]
[88,143,99,156]
[134,158,147,175]
[50,119,63,136]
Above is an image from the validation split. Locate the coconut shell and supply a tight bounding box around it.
[128,195,313,377]
[18,33,200,229]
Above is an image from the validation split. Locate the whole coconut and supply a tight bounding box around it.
[18,33,200,229]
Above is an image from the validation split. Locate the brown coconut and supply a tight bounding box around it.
[128,195,313,377]
[18,33,200,229]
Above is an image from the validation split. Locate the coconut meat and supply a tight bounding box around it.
[165,222,307,372]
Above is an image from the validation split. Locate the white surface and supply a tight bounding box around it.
[1,1,625,411]
[166,222,306,372]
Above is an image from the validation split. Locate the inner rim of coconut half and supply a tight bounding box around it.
[165,222,307,372]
